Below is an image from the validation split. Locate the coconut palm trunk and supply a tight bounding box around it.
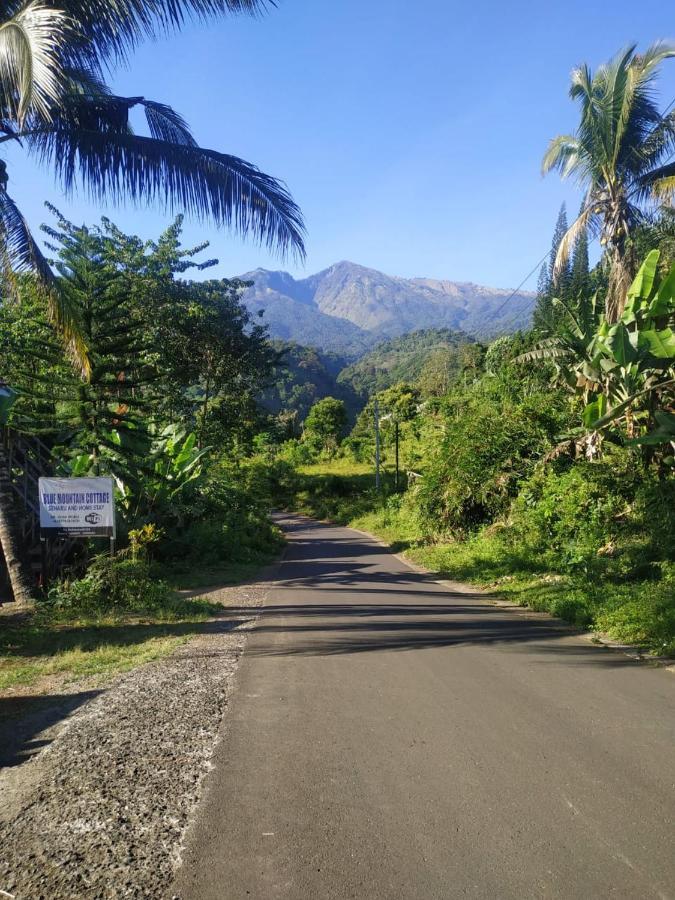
[0,442,35,606]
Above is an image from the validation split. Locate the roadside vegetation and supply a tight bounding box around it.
[0,220,285,687]
[0,0,301,688]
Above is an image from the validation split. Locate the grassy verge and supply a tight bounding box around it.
[0,549,280,694]
[286,461,675,657]
[292,460,396,523]
[0,595,225,693]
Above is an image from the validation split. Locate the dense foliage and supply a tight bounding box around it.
[337,328,474,397]
[258,342,359,430]
[1,215,282,601]
[275,236,675,654]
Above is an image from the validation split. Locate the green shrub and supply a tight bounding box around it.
[509,450,674,581]
[46,556,174,617]
[414,391,567,534]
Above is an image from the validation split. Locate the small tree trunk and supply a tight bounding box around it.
[199,372,211,450]
[605,232,637,323]
[0,444,36,606]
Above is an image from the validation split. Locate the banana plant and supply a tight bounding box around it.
[58,423,208,515]
[145,424,210,507]
[515,290,604,403]
[516,250,674,448]
[582,250,675,438]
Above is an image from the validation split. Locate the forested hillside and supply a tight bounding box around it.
[258,342,360,429]
[337,328,476,397]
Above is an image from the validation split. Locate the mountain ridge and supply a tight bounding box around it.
[239,261,534,356]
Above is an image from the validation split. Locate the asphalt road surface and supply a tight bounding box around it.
[176,515,675,900]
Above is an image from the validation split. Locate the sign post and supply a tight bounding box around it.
[38,478,116,578]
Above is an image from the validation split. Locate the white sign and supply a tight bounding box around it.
[39,477,116,538]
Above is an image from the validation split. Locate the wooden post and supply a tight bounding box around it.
[374,398,381,492]
[40,536,48,591]
[395,420,400,491]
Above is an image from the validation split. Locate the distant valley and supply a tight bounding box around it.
[239,261,534,356]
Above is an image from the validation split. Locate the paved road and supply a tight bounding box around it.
[176,515,675,900]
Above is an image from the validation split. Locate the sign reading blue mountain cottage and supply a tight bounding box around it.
[38,477,116,538]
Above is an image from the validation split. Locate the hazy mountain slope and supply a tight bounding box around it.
[239,262,534,355]
[240,268,374,357]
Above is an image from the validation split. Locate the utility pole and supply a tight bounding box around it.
[374,397,381,491]
[395,419,399,491]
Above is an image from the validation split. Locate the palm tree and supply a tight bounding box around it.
[543,43,675,322]
[0,0,304,605]
[0,0,304,364]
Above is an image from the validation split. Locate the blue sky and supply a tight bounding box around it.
[6,0,675,289]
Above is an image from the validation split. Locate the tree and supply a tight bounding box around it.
[303,397,347,457]
[0,213,283,582]
[172,280,277,450]
[543,43,675,322]
[550,204,571,298]
[570,202,590,301]
[0,0,305,368]
[534,205,571,331]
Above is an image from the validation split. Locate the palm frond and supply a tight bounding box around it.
[29,0,275,67]
[0,186,89,373]
[569,63,594,102]
[26,126,306,259]
[0,1,69,123]
[636,161,675,203]
[553,205,597,278]
[634,110,675,172]
[541,134,581,177]
[615,49,673,174]
[514,346,574,364]
[52,91,197,146]
[649,174,675,204]
[141,100,197,146]
[0,186,52,280]
[631,41,675,82]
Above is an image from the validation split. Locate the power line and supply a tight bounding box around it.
[491,250,551,321]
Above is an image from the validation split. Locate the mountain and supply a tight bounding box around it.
[239,261,534,356]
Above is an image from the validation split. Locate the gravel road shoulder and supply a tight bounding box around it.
[0,579,270,900]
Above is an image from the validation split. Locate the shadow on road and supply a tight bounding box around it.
[236,599,636,665]
[235,520,638,667]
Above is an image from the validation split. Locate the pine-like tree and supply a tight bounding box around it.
[549,203,571,299]
[570,203,590,301]
[534,205,573,333]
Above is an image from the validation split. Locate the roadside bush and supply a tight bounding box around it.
[595,574,675,652]
[508,449,675,581]
[46,555,174,617]
[414,391,567,534]
[278,438,315,467]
